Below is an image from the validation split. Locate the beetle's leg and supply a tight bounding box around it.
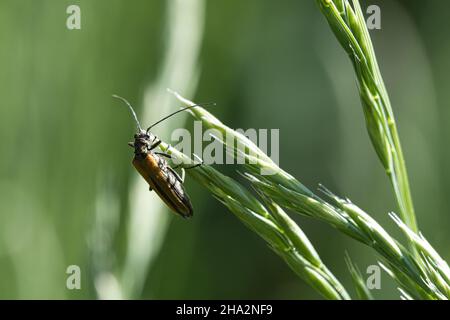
[184,163,202,170]
[155,152,171,159]
[128,141,134,148]
[184,156,204,170]
[172,152,203,170]
[167,166,184,183]
[186,153,205,169]
[149,139,162,150]
[173,159,203,170]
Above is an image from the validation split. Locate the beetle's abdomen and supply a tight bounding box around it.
[132,153,193,218]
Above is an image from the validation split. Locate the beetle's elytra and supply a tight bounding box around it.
[131,129,194,218]
[113,94,202,218]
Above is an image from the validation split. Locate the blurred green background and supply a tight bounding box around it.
[0,0,449,299]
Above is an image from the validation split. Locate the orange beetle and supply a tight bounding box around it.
[113,95,203,218]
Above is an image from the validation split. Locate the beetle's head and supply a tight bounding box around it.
[130,129,155,154]
[113,94,211,156]
[134,129,150,141]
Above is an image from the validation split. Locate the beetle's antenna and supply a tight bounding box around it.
[146,102,216,132]
[113,94,143,131]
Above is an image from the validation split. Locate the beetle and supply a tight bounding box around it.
[113,94,206,218]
